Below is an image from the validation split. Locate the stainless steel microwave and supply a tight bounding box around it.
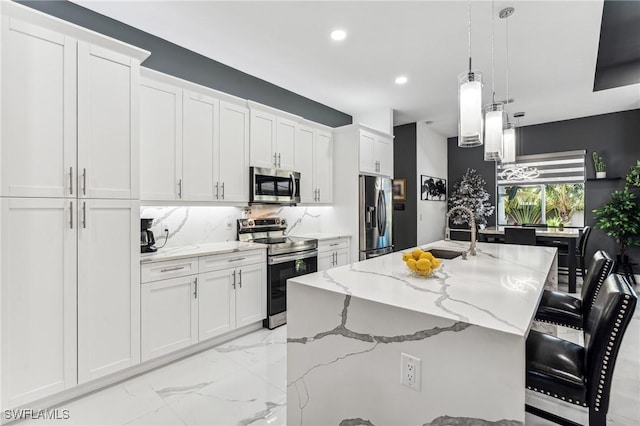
[250,167,301,205]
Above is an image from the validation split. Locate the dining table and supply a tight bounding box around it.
[478,226,581,292]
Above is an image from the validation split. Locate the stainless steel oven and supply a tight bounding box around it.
[250,167,300,205]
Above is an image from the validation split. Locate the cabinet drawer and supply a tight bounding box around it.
[141,257,198,283]
[199,249,266,273]
[318,238,349,253]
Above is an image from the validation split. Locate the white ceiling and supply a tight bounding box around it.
[72,0,640,136]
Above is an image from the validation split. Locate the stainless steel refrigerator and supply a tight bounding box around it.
[359,175,393,260]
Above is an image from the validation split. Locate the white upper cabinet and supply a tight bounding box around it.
[182,91,218,201]
[77,199,140,383]
[1,198,77,408]
[218,101,250,202]
[1,18,77,198]
[295,125,315,203]
[359,129,393,177]
[275,117,297,170]
[314,129,333,203]
[249,109,277,169]
[140,77,183,201]
[77,43,140,200]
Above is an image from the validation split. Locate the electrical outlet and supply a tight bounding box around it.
[401,353,421,391]
[161,222,169,234]
[225,218,232,230]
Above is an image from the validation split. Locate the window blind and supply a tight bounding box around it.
[497,150,586,186]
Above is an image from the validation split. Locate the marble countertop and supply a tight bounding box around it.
[294,232,352,241]
[140,241,267,263]
[287,239,557,337]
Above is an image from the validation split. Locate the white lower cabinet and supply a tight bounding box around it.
[141,250,266,362]
[317,238,350,272]
[141,276,198,361]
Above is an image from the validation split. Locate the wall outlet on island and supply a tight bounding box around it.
[225,218,233,230]
[401,353,421,391]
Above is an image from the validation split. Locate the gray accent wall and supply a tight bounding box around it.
[393,123,417,251]
[18,0,352,128]
[448,108,640,265]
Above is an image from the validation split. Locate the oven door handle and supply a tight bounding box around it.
[268,249,318,265]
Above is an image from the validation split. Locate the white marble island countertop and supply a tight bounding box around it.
[140,241,266,263]
[288,239,557,336]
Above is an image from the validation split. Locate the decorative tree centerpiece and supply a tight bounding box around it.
[448,168,495,228]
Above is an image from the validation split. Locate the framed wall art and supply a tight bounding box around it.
[392,178,407,201]
[421,175,447,201]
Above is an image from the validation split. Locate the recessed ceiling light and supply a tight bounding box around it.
[395,76,408,85]
[330,30,347,41]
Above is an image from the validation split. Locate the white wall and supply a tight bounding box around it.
[416,122,448,245]
[140,205,331,249]
[353,108,394,135]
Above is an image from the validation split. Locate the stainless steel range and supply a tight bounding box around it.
[238,217,318,329]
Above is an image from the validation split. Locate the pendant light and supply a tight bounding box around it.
[484,0,503,161]
[458,1,483,147]
[501,7,516,164]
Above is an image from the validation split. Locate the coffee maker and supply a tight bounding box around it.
[140,218,157,253]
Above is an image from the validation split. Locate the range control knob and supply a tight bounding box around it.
[275,218,281,225]
[247,219,254,227]
[280,218,287,227]
[241,220,248,227]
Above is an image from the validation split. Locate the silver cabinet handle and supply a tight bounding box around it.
[69,167,73,195]
[333,252,337,266]
[277,153,281,168]
[215,182,219,199]
[178,179,182,199]
[82,168,87,195]
[228,257,246,262]
[160,266,185,273]
[221,182,225,199]
[69,201,73,229]
[82,202,86,229]
[232,270,237,289]
[238,269,242,288]
[318,188,320,201]
[330,243,340,247]
[194,277,198,299]
[273,152,277,167]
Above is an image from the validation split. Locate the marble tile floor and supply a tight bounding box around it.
[18,279,639,426]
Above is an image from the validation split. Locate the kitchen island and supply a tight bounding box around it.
[287,240,557,425]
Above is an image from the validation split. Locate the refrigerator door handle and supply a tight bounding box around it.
[377,189,387,235]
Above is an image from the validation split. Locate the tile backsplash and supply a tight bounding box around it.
[141,205,333,249]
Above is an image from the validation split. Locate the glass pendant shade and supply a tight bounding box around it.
[502,123,516,164]
[458,71,483,147]
[483,102,504,160]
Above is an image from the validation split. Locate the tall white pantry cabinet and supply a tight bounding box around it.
[0,2,150,410]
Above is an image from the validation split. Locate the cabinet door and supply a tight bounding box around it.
[77,199,140,383]
[1,18,76,198]
[335,249,350,268]
[78,43,140,199]
[183,91,218,201]
[218,101,249,202]
[295,125,315,203]
[375,136,394,177]
[275,117,296,170]
[359,131,376,174]
[317,251,334,273]
[140,78,182,201]
[1,198,77,408]
[250,109,277,168]
[141,276,198,361]
[235,263,266,328]
[198,269,235,341]
[314,130,333,203]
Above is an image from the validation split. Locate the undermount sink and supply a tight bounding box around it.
[421,248,464,259]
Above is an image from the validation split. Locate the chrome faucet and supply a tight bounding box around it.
[445,206,477,257]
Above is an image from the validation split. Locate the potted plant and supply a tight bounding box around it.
[593,186,640,261]
[626,160,640,188]
[592,152,606,179]
[546,216,563,231]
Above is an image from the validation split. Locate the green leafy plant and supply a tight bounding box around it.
[504,187,542,225]
[593,187,640,256]
[626,160,640,188]
[545,184,584,224]
[546,216,562,227]
[592,152,606,173]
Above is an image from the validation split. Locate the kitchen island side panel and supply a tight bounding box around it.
[287,283,525,425]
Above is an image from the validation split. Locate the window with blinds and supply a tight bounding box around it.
[497,150,586,186]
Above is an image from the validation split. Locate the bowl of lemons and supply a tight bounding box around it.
[401,248,442,277]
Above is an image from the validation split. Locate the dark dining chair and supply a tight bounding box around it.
[525,273,637,426]
[535,250,615,329]
[504,227,537,245]
[576,226,592,277]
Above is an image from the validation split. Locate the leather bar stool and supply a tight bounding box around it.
[525,273,637,426]
[535,250,614,329]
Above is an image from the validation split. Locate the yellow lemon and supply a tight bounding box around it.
[431,258,441,267]
[406,259,418,271]
[416,259,432,272]
[412,249,424,260]
[418,270,430,276]
[402,253,412,262]
[420,252,434,260]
